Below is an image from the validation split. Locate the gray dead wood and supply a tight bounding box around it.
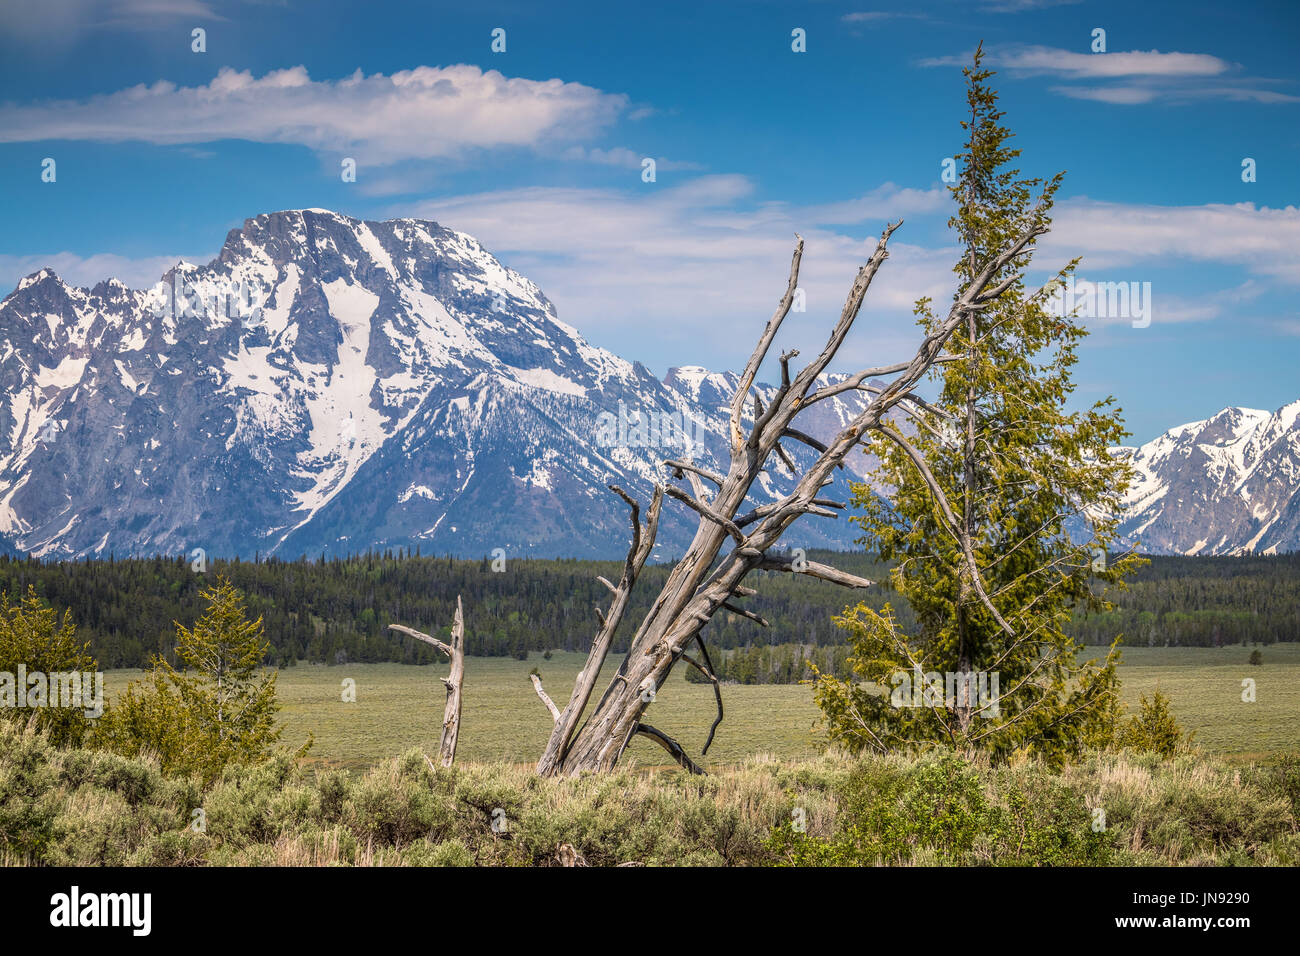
[388,595,466,767]
[533,215,1044,775]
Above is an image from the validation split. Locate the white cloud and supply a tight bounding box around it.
[398,178,961,372]
[980,0,1083,12]
[1047,86,1160,105]
[921,44,1296,105]
[0,0,222,44]
[393,183,1300,371]
[10,186,1295,379]
[805,183,949,223]
[1053,84,1300,104]
[1059,276,1263,327]
[0,251,205,293]
[1046,199,1300,284]
[841,12,930,22]
[0,64,627,165]
[923,45,1229,78]
[561,146,704,171]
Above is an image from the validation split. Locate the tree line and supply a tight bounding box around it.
[0,548,1294,672]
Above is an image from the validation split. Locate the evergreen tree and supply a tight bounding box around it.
[814,47,1143,765]
[0,587,98,747]
[94,576,308,781]
[1117,690,1189,757]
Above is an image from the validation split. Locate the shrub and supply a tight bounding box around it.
[1117,690,1189,757]
[0,720,1293,867]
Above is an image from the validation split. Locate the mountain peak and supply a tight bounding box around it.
[15,267,69,292]
[2,210,1296,560]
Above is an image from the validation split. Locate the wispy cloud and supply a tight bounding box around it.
[921,44,1298,105]
[1046,199,1300,284]
[1052,83,1300,104]
[396,177,959,369]
[0,0,223,43]
[803,183,948,224]
[0,64,627,165]
[395,183,1300,366]
[922,45,1230,78]
[561,146,704,172]
[980,0,1082,12]
[0,251,206,293]
[7,183,1297,375]
[841,11,931,23]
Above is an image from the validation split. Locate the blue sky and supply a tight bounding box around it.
[1,0,1297,442]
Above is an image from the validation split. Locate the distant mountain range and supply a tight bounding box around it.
[1113,402,1300,555]
[0,209,1294,560]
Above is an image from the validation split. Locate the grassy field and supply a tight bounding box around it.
[102,643,1300,771]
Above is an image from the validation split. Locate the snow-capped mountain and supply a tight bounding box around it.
[3,208,1295,561]
[1114,402,1300,555]
[0,209,875,561]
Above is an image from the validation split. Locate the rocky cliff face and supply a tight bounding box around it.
[0,209,873,560]
[1113,402,1300,555]
[3,208,1293,561]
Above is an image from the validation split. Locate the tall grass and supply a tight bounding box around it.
[1,722,1295,866]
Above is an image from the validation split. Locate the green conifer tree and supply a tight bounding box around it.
[814,47,1143,765]
[0,587,98,747]
[94,576,307,781]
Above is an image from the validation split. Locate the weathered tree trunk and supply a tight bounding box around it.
[389,595,465,767]
[529,216,1044,776]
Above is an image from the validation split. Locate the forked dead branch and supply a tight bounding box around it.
[388,596,465,767]
[530,210,1050,776]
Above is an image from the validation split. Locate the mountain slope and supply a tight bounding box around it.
[0,209,872,560]
[2,208,1295,560]
[1115,402,1300,555]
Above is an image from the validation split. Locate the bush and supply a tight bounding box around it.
[0,588,99,748]
[1117,690,1190,757]
[0,721,1293,867]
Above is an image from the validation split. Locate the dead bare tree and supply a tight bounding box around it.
[389,595,465,767]
[531,213,1047,776]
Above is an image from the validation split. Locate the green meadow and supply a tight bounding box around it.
[102,643,1300,772]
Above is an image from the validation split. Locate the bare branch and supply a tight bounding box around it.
[975,271,1021,304]
[721,601,769,626]
[734,501,782,528]
[812,497,846,511]
[729,235,804,451]
[803,357,959,405]
[635,724,706,775]
[664,484,745,543]
[789,221,902,399]
[387,624,452,657]
[680,637,724,755]
[802,504,840,520]
[531,673,561,723]
[779,349,799,388]
[536,484,663,776]
[782,427,830,456]
[757,555,874,589]
[773,442,798,475]
[664,459,726,487]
